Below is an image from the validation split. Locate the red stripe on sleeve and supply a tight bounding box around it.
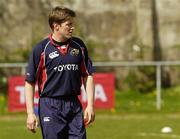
[36,52,47,93]
[80,48,89,77]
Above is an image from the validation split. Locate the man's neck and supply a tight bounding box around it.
[52,33,67,43]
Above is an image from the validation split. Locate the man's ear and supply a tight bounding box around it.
[53,23,60,31]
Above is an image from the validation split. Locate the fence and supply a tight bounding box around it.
[1,61,180,110]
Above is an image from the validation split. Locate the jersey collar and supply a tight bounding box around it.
[49,34,71,55]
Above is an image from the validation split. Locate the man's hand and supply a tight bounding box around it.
[26,113,39,133]
[84,106,95,126]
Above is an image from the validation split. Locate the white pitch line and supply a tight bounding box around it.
[138,132,180,139]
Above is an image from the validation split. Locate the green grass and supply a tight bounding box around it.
[88,113,180,139]
[0,94,7,114]
[1,113,180,139]
[114,86,180,113]
[0,114,41,139]
[1,86,180,138]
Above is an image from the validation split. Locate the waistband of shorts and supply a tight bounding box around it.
[40,95,78,100]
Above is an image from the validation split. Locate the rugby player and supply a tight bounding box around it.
[25,6,95,139]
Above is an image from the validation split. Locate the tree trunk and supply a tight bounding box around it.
[151,0,162,61]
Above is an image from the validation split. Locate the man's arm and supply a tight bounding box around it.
[83,75,95,125]
[25,81,38,133]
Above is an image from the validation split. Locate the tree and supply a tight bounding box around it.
[151,0,171,87]
[151,0,162,61]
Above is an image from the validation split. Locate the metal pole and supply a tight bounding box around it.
[156,64,161,110]
[21,66,26,75]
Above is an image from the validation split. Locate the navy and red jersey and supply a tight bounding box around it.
[25,34,95,97]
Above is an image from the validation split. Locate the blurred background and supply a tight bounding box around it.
[0,0,180,139]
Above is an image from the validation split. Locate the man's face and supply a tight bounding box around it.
[56,18,75,40]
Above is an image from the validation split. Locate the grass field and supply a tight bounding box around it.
[1,113,180,139]
[1,86,180,139]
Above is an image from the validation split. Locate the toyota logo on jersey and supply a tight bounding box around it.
[54,64,79,72]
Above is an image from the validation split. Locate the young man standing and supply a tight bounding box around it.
[25,6,95,139]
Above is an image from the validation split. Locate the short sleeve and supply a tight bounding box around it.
[80,43,95,77]
[25,46,43,83]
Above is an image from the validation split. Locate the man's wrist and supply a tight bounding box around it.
[87,104,94,108]
[27,112,35,115]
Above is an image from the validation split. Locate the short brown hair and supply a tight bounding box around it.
[48,6,76,29]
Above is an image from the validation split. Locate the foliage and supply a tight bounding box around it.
[124,67,156,93]
[85,40,110,61]
[0,76,7,113]
[0,76,7,93]
[0,48,10,62]
[173,44,180,50]
[0,94,7,113]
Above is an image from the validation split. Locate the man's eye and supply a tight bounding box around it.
[67,23,73,27]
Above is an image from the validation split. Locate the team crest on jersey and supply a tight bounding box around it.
[70,48,79,56]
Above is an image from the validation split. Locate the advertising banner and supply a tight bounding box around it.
[8,73,115,112]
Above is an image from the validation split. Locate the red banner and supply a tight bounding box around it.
[8,73,115,112]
